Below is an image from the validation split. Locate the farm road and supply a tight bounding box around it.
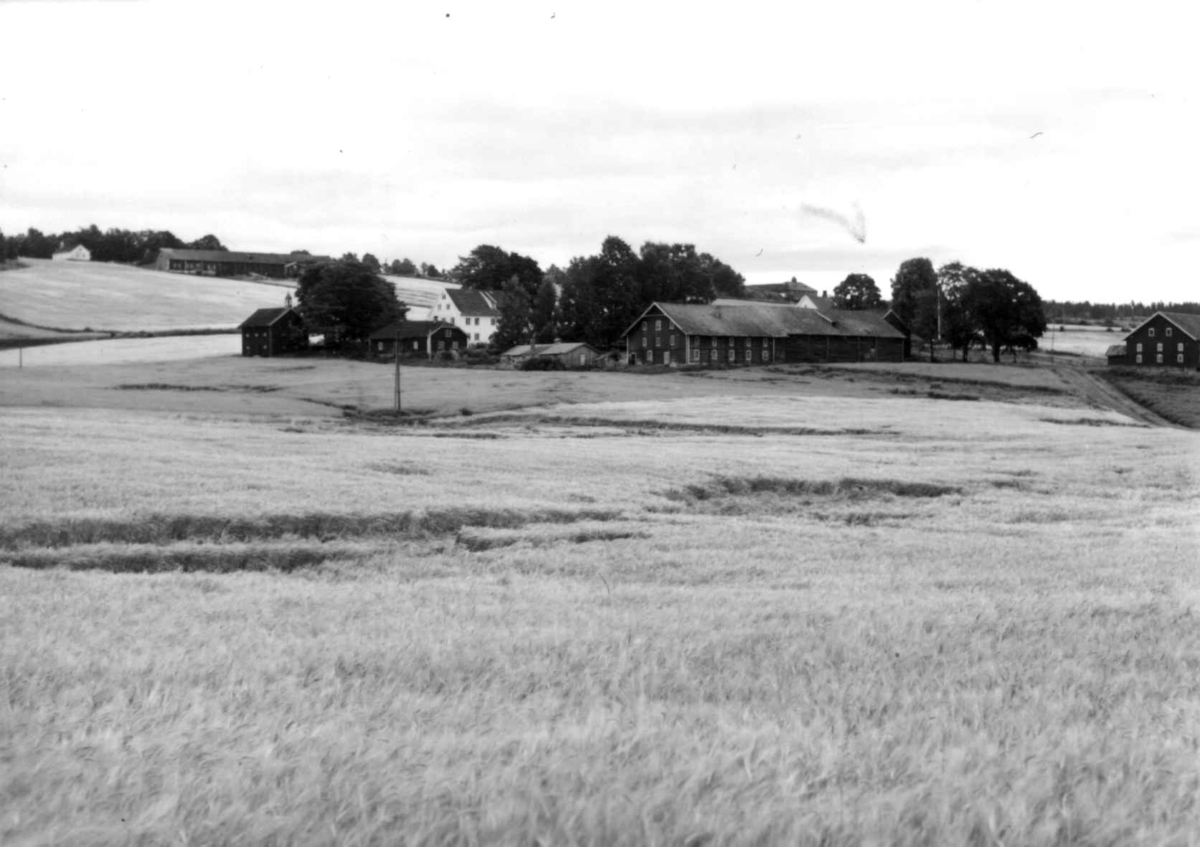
[1053,365,1181,428]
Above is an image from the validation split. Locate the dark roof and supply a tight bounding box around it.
[799,295,835,311]
[370,320,467,341]
[747,280,818,296]
[160,249,333,265]
[445,288,506,317]
[628,302,905,340]
[239,307,298,329]
[1125,311,1200,341]
[1106,344,1128,358]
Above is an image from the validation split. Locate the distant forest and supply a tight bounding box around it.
[1043,300,1200,324]
[0,225,225,265]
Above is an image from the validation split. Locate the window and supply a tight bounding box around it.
[1179,353,1185,363]
[1166,327,1173,337]
[745,350,753,362]
[1149,328,1155,338]
[438,341,445,351]
[1136,354,1143,363]
[664,351,671,365]
[642,321,647,331]
[1158,343,1163,352]
[641,337,647,349]
[670,334,677,348]
[1157,354,1163,363]
[728,349,736,363]
[762,337,769,347]
[656,319,662,331]
[1137,343,1143,352]
[377,342,384,351]
[692,349,700,362]
[763,352,771,363]
[474,333,480,341]
[655,334,661,348]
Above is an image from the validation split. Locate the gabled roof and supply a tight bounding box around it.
[239,307,299,329]
[161,249,333,264]
[798,295,835,311]
[445,288,506,317]
[1106,344,1128,358]
[369,320,467,341]
[502,341,599,357]
[624,301,904,340]
[1125,311,1200,341]
[746,280,818,296]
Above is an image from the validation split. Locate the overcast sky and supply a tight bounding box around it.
[2,0,1197,303]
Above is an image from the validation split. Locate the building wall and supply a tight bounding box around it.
[1125,315,1198,368]
[374,327,469,358]
[242,315,306,357]
[432,292,500,345]
[782,334,903,363]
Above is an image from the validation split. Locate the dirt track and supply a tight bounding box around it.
[1052,364,1183,428]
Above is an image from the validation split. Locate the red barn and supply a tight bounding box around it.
[620,301,905,366]
[239,307,307,357]
[1120,312,1200,369]
[370,321,470,358]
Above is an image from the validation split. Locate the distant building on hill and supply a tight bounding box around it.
[239,307,307,357]
[430,288,507,345]
[744,277,818,303]
[52,244,91,262]
[370,320,470,358]
[1117,312,1200,369]
[621,300,905,366]
[157,249,332,279]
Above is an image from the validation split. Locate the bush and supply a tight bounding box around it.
[519,355,565,371]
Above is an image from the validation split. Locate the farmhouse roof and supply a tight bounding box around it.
[746,280,818,296]
[239,307,298,329]
[1125,311,1200,341]
[1105,344,1128,358]
[160,248,333,265]
[502,341,598,357]
[369,320,464,341]
[445,288,505,317]
[626,302,905,340]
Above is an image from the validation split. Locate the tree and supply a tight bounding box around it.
[531,273,558,343]
[187,234,226,251]
[450,244,542,294]
[890,257,938,359]
[420,262,441,279]
[937,262,981,361]
[636,242,745,303]
[295,260,403,349]
[340,252,359,263]
[390,258,418,276]
[18,227,55,258]
[966,269,1047,363]
[558,236,641,348]
[361,253,381,272]
[492,275,535,352]
[831,273,882,310]
[290,249,311,255]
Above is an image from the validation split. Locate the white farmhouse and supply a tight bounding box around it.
[52,244,91,262]
[430,288,507,346]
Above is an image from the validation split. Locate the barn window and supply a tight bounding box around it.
[763,351,771,363]
[1149,328,1155,338]
[1158,343,1163,352]
[691,349,699,362]
[1137,343,1143,352]
[1136,354,1143,363]
[762,337,769,347]
[1166,327,1173,337]
[655,334,661,348]
[474,333,480,341]
[664,351,671,365]
[438,341,445,350]
[641,337,647,348]
[670,334,677,348]
[377,342,383,351]
[745,350,752,362]
[1156,354,1163,363]
[1179,353,1185,363]
[642,321,647,331]
[727,349,736,363]
[413,341,419,349]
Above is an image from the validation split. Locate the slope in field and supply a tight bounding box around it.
[0,258,296,333]
[380,274,459,322]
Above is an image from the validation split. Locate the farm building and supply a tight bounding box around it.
[429,289,507,346]
[500,341,603,368]
[744,278,818,303]
[239,307,307,357]
[1117,312,1200,369]
[370,321,470,358]
[156,249,332,279]
[1106,344,1129,366]
[52,244,91,262]
[621,301,905,366]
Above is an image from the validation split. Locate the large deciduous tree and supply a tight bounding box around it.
[637,242,745,303]
[389,258,419,276]
[187,234,226,251]
[451,244,543,295]
[891,257,939,358]
[361,253,381,272]
[295,260,403,349]
[492,276,536,352]
[831,273,882,310]
[558,236,641,348]
[968,269,1047,363]
[937,262,981,361]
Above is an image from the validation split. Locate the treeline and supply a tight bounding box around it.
[0,225,228,265]
[448,237,745,350]
[1042,300,1200,323]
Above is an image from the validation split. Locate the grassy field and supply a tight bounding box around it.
[1041,324,1128,359]
[1101,367,1200,428]
[2,363,1198,844]
[0,258,294,333]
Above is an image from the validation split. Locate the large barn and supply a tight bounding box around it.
[370,321,470,358]
[1118,312,1200,369]
[157,249,332,279]
[621,301,905,366]
[239,307,307,357]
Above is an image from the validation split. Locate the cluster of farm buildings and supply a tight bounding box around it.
[135,247,1193,372]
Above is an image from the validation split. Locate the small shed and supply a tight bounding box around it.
[1105,343,1129,366]
[501,341,603,368]
[52,244,91,262]
[370,321,470,358]
[239,307,307,357]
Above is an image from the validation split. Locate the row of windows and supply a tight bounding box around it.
[446,316,493,327]
[1147,327,1173,338]
[639,332,772,349]
[1136,342,1186,353]
[1135,353,1185,364]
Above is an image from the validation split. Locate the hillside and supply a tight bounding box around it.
[0,259,295,334]
[379,273,459,321]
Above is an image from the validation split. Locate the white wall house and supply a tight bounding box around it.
[430,288,506,346]
[52,244,91,262]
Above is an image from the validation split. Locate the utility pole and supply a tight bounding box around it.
[393,302,409,414]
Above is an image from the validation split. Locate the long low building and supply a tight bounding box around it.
[156,249,332,278]
[621,301,906,366]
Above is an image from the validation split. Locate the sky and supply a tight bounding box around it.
[1,0,1197,303]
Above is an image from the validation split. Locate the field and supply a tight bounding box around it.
[3,358,1199,844]
[1040,324,1128,359]
[0,259,294,333]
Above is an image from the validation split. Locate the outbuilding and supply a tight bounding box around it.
[1119,312,1200,369]
[239,307,307,357]
[500,341,603,368]
[52,244,91,262]
[370,321,470,358]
